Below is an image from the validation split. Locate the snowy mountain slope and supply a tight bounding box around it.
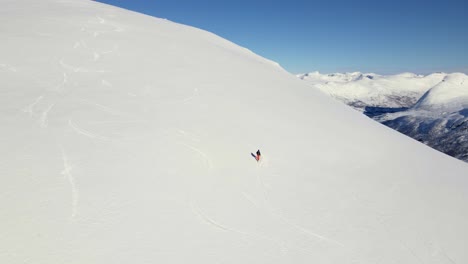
[298,71,446,111]
[297,71,380,84]
[379,73,468,162]
[298,71,468,162]
[414,73,468,110]
[1,1,468,264]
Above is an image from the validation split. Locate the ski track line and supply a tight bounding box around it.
[78,99,132,118]
[401,240,426,264]
[68,119,110,141]
[440,247,458,264]
[61,147,79,219]
[351,192,428,264]
[256,172,345,248]
[96,16,105,24]
[241,192,261,208]
[0,63,17,72]
[428,241,458,264]
[177,142,213,170]
[54,72,68,92]
[39,103,55,128]
[95,15,125,33]
[240,188,343,258]
[60,59,82,73]
[23,95,44,116]
[180,88,199,103]
[101,79,113,87]
[73,40,88,49]
[85,16,105,39]
[189,199,324,258]
[176,129,201,142]
[59,59,109,73]
[93,46,118,62]
[101,45,119,55]
[164,88,199,105]
[87,120,148,125]
[189,199,286,251]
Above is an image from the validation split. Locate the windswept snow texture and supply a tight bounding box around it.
[1,1,468,264]
[299,71,468,162]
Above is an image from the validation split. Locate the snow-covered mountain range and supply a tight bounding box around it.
[299,71,468,162]
[2,1,468,263]
[298,71,446,110]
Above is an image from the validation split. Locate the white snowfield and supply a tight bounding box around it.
[414,73,468,110]
[298,71,468,163]
[376,73,468,121]
[1,1,468,263]
[298,71,447,110]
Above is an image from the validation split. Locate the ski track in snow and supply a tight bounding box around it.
[61,147,79,219]
[59,59,109,73]
[164,88,199,105]
[23,96,44,116]
[22,97,55,128]
[439,247,458,264]
[39,103,55,128]
[0,63,17,72]
[177,142,213,170]
[66,15,122,76]
[92,46,119,62]
[68,119,110,141]
[389,234,426,264]
[255,172,345,248]
[179,142,344,255]
[101,79,113,87]
[81,15,125,38]
[378,217,427,264]
[101,46,119,55]
[3,2,467,263]
[241,192,261,208]
[86,120,148,125]
[350,192,431,264]
[92,16,105,37]
[190,198,333,258]
[97,16,105,24]
[176,129,201,142]
[77,98,132,118]
[73,40,88,49]
[189,199,287,253]
[181,88,199,103]
[54,72,68,92]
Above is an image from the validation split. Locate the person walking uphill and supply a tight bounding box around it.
[251,149,261,162]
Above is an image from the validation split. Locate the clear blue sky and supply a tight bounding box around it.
[96,0,468,74]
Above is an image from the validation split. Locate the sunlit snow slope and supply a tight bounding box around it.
[298,71,446,111]
[382,73,468,162]
[1,1,468,263]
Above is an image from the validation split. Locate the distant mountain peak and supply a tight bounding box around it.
[413,72,468,110]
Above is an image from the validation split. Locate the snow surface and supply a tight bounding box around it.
[298,71,468,162]
[378,73,468,162]
[298,71,446,110]
[1,1,468,263]
[414,73,468,110]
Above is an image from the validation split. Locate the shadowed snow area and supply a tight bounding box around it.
[1,0,468,263]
